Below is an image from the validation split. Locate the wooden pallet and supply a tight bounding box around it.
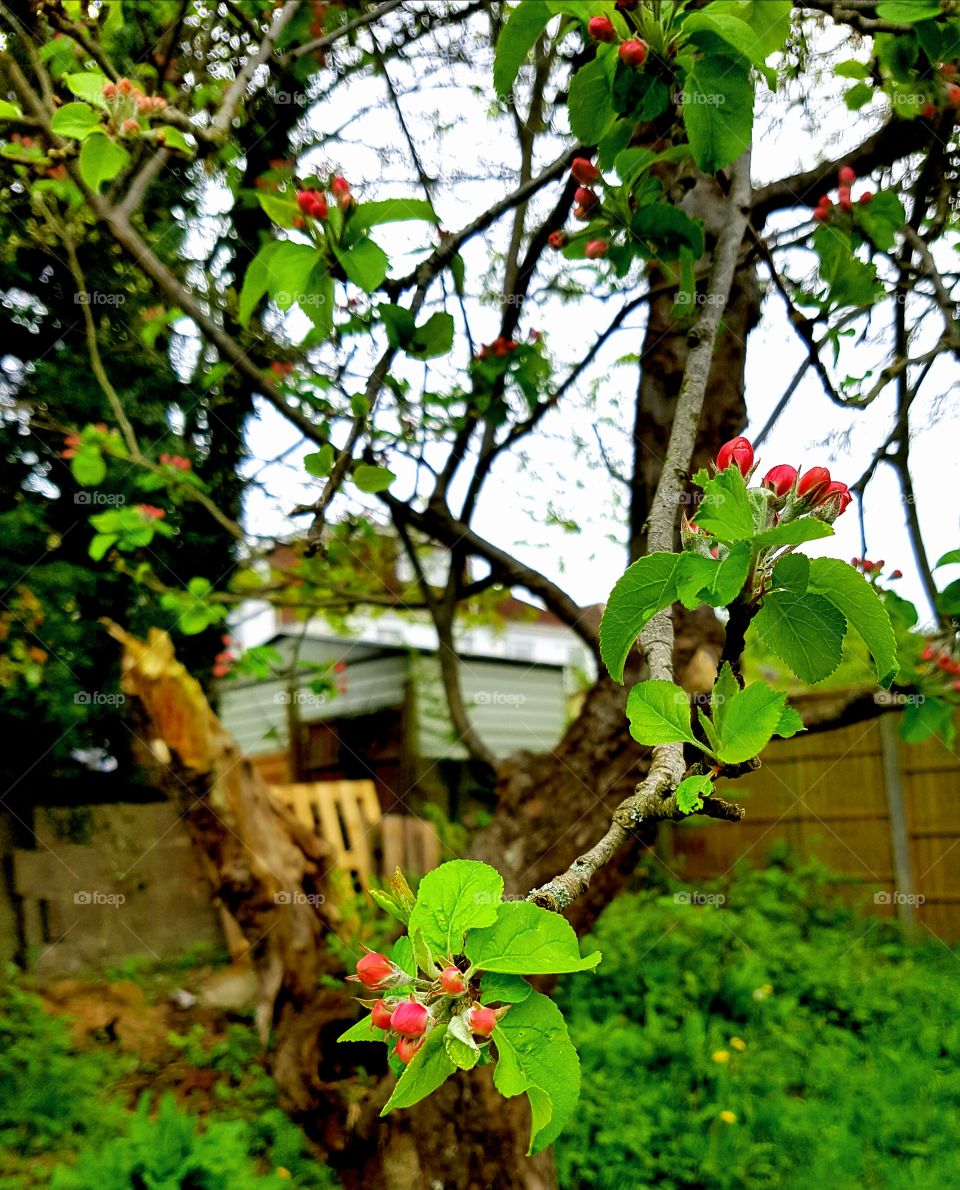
[268,780,440,887]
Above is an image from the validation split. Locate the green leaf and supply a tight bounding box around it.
[772,553,810,594]
[408,859,503,958]
[493,991,581,1155]
[349,198,438,232]
[353,464,395,494]
[268,242,322,310]
[64,72,110,108]
[78,134,129,192]
[156,125,191,154]
[875,1,941,22]
[707,0,792,58]
[368,887,409,926]
[379,303,416,348]
[480,972,532,1005]
[813,225,881,310]
[337,1013,385,1043]
[808,558,899,688]
[71,445,107,486]
[304,444,335,478]
[713,680,788,764]
[752,589,846,684]
[834,58,871,79]
[855,189,905,252]
[258,190,299,228]
[464,901,601,974]
[444,1026,480,1071]
[568,55,616,144]
[935,548,960,568]
[684,11,774,68]
[682,56,754,174]
[675,773,713,814]
[494,0,554,97]
[0,100,23,119]
[676,540,751,609]
[625,680,699,749]
[752,518,834,548]
[381,1026,456,1115]
[301,264,335,338]
[335,237,389,292]
[776,704,806,739]
[901,697,955,748]
[938,579,960,616]
[408,311,454,359]
[50,101,101,140]
[599,552,680,682]
[238,241,281,327]
[411,925,439,976]
[88,533,118,562]
[630,204,704,261]
[695,466,755,542]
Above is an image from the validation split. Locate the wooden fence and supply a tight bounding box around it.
[667,704,960,941]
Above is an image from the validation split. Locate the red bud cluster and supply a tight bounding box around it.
[712,439,851,521]
[296,189,329,220]
[137,504,166,521]
[160,453,191,471]
[477,336,518,361]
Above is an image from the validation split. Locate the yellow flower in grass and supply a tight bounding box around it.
[719,1111,737,1124]
[712,1049,730,1064]
[730,1036,746,1052]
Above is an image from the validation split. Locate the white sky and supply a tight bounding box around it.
[239,18,959,636]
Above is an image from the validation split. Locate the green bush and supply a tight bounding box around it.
[49,1093,292,1189]
[0,973,119,1155]
[554,857,960,1190]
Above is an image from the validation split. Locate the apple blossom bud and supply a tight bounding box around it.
[371,1000,394,1030]
[762,464,798,497]
[795,466,831,504]
[619,40,647,67]
[395,1036,423,1064]
[948,84,960,107]
[466,1005,498,1037]
[890,569,902,579]
[837,186,853,211]
[571,157,600,185]
[440,966,466,995]
[715,435,754,477]
[121,118,140,135]
[814,480,851,520]
[391,999,429,1037]
[102,82,117,99]
[587,16,617,42]
[585,239,609,259]
[548,230,567,249]
[353,951,397,988]
[859,190,873,204]
[838,165,856,186]
[574,186,599,211]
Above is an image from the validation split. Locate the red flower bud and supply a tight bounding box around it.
[371,1000,395,1030]
[815,480,851,518]
[571,157,600,185]
[814,206,830,223]
[838,165,856,187]
[395,1036,423,1064]
[466,1005,498,1037]
[137,504,166,520]
[619,39,647,67]
[795,466,831,503]
[921,644,936,662]
[440,966,466,995]
[890,569,902,579]
[548,230,567,249]
[390,999,429,1037]
[117,78,133,95]
[121,118,140,135]
[837,185,853,211]
[331,175,350,196]
[943,63,958,77]
[922,102,937,119]
[715,435,754,477]
[574,186,599,211]
[102,82,117,99]
[948,84,960,107]
[587,16,617,42]
[585,239,609,259]
[354,951,396,988]
[762,464,798,497]
[859,190,873,204]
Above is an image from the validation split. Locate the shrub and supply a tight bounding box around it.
[555,858,960,1189]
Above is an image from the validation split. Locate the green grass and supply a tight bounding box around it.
[555,856,960,1190]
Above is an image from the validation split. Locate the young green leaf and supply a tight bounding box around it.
[337,1013,385,1043]
[808,558,899,687]
[304,444,335,479]
[713,680,788,764]
[407,859,503,958]
[381,1026,457,1115]
[694,466,755,542]
[776,703,806,739]
[368,887,409,925]
[349,198,438,232]
[407,311,454,359]
[464,901,601,974]
[480,972,532,1005]
[675,773,713,814]
[493,0,554,97]
[493,991,581,1155]
[78,133,129,192]
[444,1026,480,1071]
[50,101,101,140]
[752,589,846,684]
[238,241,281,327]
[708,0,792,57]
[626,680,700,748]
[568,54,616,144]
[751,518,834,548]
[599,553,680,682]
[353,464,395,494]
[676,540,751,608]
[682,56,754,174]
[771,554,810,593]
[334,237,389,292]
